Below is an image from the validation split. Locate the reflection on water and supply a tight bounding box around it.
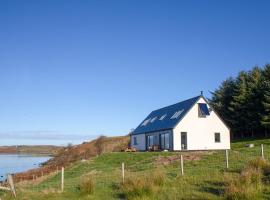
[0,154,51,181]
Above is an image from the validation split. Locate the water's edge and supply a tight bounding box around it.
[0,154,51,181]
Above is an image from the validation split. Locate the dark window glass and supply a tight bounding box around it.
[198,103,210,117]
[215,133,221,143]
[160,133,170,150]
[147,135,154,147]
[133,137,138,145]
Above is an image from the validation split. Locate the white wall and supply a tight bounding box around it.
[131,134,146,151]
[173,97,230,150]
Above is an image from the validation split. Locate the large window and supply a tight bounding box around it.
[160,133,170,150]
[147,135,155,147]
[198,103,210,117]
[215,133,221,143]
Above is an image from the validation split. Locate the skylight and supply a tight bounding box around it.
[141,119,151,126]
[150,117,157,123]
[159,114,167,120]
[171,109,184,119]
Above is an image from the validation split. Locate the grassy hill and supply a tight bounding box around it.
[1,138,270,200]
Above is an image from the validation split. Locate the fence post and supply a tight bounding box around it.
[61,167,64,192]
[180,155,184,175]
[225,149,229,169]
[122,162,125,183]
[7,174,16,198]
[261,144,264,159]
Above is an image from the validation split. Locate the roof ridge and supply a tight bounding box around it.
[132,95,203,135]
[151,95,201,112]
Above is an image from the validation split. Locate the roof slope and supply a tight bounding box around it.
[132,95,201,135]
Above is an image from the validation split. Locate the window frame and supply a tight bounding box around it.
[198,103,210,118]
[214,132,221,143]
[160,132,170,150]
[133,136,138,145]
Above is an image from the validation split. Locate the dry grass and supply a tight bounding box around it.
[45,136,129,167]
[224,158,270,200]
[78,176,95,195]
[120,170,165,199]
[224,170,262,200]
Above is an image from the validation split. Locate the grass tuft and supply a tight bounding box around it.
[77,176,95,195]
[223,158,270,200]
[120,170,165,199]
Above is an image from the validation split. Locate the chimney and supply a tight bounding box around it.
[200,91,203,96]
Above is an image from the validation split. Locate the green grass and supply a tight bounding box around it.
[1,139,270,200]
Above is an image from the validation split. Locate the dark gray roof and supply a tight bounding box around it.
[132,95,201,135]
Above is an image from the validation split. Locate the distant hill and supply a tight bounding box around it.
[0,145,62,155]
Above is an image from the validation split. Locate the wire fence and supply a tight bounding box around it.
[1,143,270,198]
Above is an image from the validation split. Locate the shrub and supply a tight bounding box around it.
[78,177,95,195]
[95,135,106,156]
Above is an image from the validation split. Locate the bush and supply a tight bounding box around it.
[78,177,95,195]
[95,135,106,156]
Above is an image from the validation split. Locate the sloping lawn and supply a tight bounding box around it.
[1,139,270,200]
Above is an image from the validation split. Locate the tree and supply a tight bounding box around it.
[228,71,249,138]
[261,65,270,136]
[245,67,263,137]
[211,64,270,139]
[210,77,236,135]
[94,135,106,156]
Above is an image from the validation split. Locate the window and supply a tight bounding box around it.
[198,103,210,117]
[160,133,170,150]
[147,135,155,147]
[159,114,167,120]
[141,119,151,126]
[171,110,184,119]
[150,117,157,123]
[215,133,221,143]
[133,137,138,145]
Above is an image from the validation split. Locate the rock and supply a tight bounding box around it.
[245,144,254,148]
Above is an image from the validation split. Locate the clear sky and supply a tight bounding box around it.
[0,0,270,145]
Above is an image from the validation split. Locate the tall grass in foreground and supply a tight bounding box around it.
[77,176,95,195]
[224,158,270,200]
[119,170,165,200]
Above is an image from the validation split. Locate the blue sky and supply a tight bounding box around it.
[0,0,270,145]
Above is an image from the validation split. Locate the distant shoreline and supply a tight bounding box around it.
[0,145,63,155]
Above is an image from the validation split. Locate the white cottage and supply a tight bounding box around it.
[131,94,230,151]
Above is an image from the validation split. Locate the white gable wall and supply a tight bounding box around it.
[173,97,230,150]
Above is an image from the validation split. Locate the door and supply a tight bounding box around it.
[181,132,187,150]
